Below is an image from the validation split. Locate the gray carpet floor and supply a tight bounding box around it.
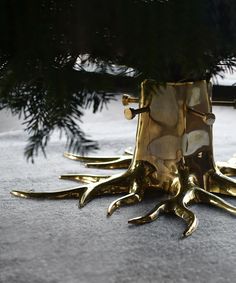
[1,99,236,283]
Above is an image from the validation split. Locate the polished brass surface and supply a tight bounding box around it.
[124,147,134,156]
[122,94,139,106]
[60,174,110,183]
[216,155,236,177]
[124,106,150,120]
[85,156,132,169]
[187,107,215,125]
[63,151,131,169]
[217,159,236,177]
[11,80,236,237]
[129,165,236,237]
[64,152,122,162]
[11,186,85,199]
[63,151,236,176]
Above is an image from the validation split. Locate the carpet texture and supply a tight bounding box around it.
[1,99,236,283]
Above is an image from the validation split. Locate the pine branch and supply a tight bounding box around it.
[0,0,236,160]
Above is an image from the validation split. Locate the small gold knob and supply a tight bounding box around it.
[124,107,149,120]
[122,94,139,106]
[187,107,215,125]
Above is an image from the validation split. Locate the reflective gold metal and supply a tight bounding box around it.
[124,106,150,120]
[217,157,236,177]
[187,107,215,125]
[122,94,139,106]
[60,174,110,183]
[11,80,236,237]
[129,165,236,237]
[63,151,131,169]
[62,151,236,176]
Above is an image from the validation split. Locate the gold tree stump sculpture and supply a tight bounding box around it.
[12,80,236,237]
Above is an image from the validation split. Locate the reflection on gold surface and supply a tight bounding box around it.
[11,80,236,237]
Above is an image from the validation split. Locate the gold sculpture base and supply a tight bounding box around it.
[11,80,236,237]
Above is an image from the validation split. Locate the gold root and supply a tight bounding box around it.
[59,174,110,183]
[11,172,128,202]
[64,152,132,169]
[64,152,236,176]
[208,171,236,197]
[129,181,236,237]
[216,161,236,177]
[11,185,86,199]
[11,161,156,212]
